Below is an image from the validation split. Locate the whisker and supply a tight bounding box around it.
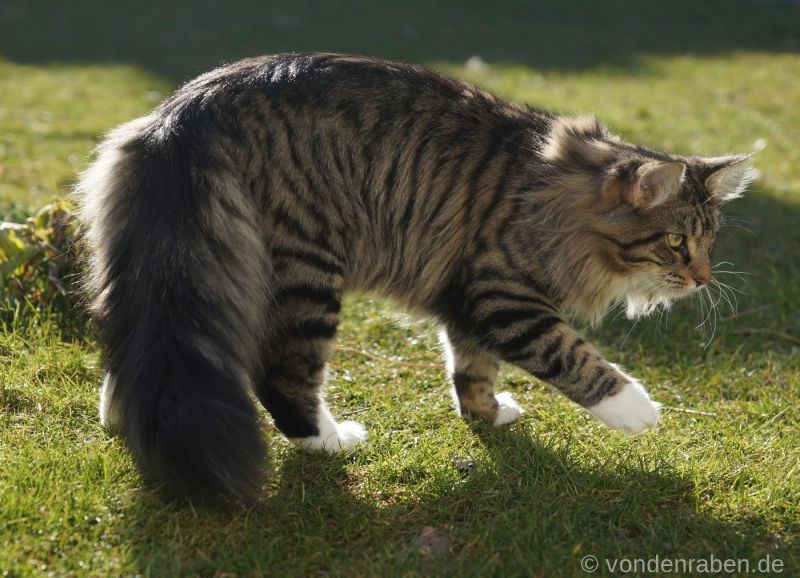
[696,288,709,330]
[620,316,641,350]
[713,279,741,315]
[711,281,737,317]
[714,278,746,296]
[720,222,754,234]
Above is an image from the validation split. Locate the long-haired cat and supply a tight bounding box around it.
[76,53,754,500]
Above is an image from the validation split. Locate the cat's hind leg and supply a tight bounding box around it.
[99,372,121,432]
[441,330,522,426]
[254,288,366,453]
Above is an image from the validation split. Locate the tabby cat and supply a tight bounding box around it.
[77,53,753,500]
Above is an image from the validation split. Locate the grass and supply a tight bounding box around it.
[1,1,799,576]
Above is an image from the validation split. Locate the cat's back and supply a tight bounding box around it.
[150,52,545,139]
[185,52,468,105]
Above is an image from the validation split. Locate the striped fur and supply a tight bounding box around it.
[76,53,753,500]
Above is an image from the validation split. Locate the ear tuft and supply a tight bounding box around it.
[626,161,685,209]
[704,155,756,202]
[541,115,616,168]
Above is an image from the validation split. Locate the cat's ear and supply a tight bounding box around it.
[624,161,686,210]
[703,155,756,202]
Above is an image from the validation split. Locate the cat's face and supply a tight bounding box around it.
[598,155,754,317]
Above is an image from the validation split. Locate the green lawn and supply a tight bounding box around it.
[1,1,799,576]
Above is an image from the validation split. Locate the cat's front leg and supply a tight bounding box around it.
[440,329,522,426]
[525,327,660,434]
[477,312,660,434]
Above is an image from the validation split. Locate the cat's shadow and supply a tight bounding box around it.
[122,422,778,574]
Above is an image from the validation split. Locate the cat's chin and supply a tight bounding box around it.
[625,293,674,319]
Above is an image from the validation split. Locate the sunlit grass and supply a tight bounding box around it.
[1,32,798,578]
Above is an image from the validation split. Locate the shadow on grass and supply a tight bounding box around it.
[111,185,797,575]
[119,424,785,575]
[1,0,799,81]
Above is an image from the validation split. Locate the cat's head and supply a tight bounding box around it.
[539,116,756,320]
[598,153,754,318]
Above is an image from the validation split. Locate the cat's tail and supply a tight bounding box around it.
[76,114,268,501]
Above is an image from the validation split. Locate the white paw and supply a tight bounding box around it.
[329,420,368,452]
[588,381,660,435]
[290,420,367,453]
[290,402,367,453]
[493,391,523,426]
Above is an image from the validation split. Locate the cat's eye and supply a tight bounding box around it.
[666,233,685,248]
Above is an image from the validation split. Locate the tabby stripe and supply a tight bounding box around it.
[273,205,338,258]
[275,196,339,257]
[424,145,470,228]
[330,134,349,186]
[583,367,605,396]
[472,266,511,283]
[289,134,321,198]
[535,334,565,380]
[587,377,619,406]
[290,319,338,340]
[478,134,521,225]
[409,114,442,189]
[570,339,591,374]
[274,205,315,239]
[275,284,341,313]
[698,200,710,235]
[362,111,397,172]
[299,191,334,237]
[408,113,447,222]
[311,134,334,192]
[288,135,320,203]
[608,232,664,250]
[244,103,273,160]
[466,128,506,227]
[452,371,485,395]
[477,156,515,228]
[497,242,552,297]
[336,99,362,129]
[269,100,298,159]
[383,116,417,199]
[541,334,564,364]
[359,154,376,209]
[308,137,349,228]
[476,307,553,332]
[392,119,418,235]
[692,214,702,237]
[495,316,561,357]
[620,254,665,266]
[272,247,344,276]
[347,148,359,183]
[535,357,563,381]
[385,117,419,239]
[468,288,553,311]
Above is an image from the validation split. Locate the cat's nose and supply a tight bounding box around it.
[694,274,709,287]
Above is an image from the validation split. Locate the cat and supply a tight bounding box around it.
[76,53,754,500]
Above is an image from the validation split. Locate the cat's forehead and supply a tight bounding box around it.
[649,181,721,235]
[681,165,722,234]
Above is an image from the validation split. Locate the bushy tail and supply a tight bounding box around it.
[76,115,268,500]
